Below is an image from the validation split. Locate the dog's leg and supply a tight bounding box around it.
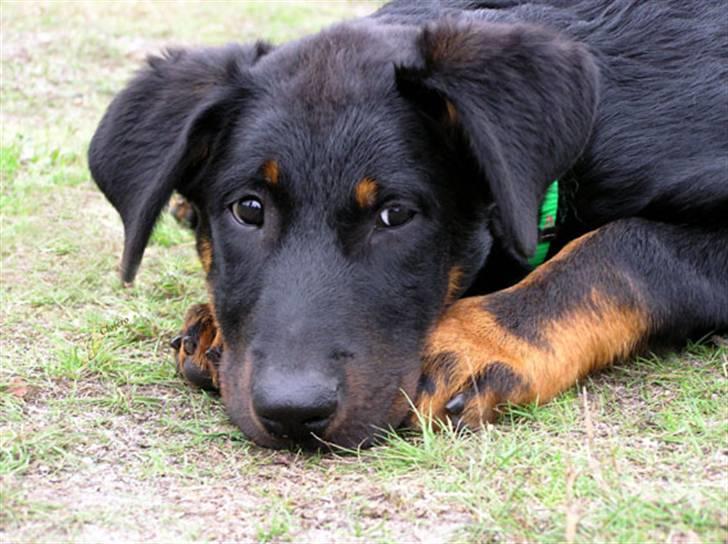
[170,303,222,391]
[415,219,728,428]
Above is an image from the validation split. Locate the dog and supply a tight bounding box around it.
[88,0,727,449]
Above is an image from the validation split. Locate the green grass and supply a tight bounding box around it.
[362,348,728,542]
[1,1,726,542]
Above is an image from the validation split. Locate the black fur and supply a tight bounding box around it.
[474,361,525,400]
[89,0,727,448]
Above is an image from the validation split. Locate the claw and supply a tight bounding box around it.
[169,335,182,351]
[445,393,466,415]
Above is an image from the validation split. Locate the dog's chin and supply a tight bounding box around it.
[224,398,411,451]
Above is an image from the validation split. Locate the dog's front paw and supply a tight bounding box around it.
[169,194,197,229]
[413,298,534,429]
[170,303,221,391]
[415,353,531,430]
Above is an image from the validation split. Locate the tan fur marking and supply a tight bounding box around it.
[444,100,458,125]
[354,177,378,208]
[239,352,272,439]
[262,159,279,185]
[422,299,530,413]
[169,194,194,226]
[445,266,464,305]
[198,238,213,274]
[419,286,649,424]
[518,231,599,288]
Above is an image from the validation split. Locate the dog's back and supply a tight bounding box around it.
[376,0,728,227]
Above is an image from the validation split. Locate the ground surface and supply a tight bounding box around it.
[1,1,727,542]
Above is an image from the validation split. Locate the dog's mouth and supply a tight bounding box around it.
[219,349,420,450]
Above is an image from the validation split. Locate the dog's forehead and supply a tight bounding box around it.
[211,21,437,210]
[252,20,419,107]
[225,98,428,207]
[220,22,431,202]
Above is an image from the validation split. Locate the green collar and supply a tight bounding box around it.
[527,180,559,267]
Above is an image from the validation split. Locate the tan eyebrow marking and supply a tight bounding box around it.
[354,177,378,208]
[444,100,458,125]
[262,160,279,185]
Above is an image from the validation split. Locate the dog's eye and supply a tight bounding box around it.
[377,205,415,228]
[231,197,264,227]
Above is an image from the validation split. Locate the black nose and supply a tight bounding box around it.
[252,375,339,441]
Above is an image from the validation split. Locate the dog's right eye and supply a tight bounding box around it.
[231,197,264,227]
[377,205,416,229]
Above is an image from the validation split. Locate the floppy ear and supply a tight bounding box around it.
[88,42,271,284]
[396,20,599,260]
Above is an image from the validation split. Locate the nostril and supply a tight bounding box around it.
[259,416,289,439]
[259,414,332,440]
[301,415,331,435]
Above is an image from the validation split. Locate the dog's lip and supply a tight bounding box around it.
[244,410,388,451]
[236,407,405,451]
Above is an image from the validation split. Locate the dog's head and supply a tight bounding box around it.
[89,17,598,448]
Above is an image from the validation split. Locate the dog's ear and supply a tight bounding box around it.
[89,42,271,284]
[396,20,599,260]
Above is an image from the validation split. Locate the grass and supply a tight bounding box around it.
[1,1,726,542]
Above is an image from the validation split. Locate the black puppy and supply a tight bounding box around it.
[89,0,728,449]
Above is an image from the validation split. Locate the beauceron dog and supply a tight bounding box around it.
[89,0,728,449]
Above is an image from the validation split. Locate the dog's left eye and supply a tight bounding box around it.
[377,205,416,228]
[231,197,264,227]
